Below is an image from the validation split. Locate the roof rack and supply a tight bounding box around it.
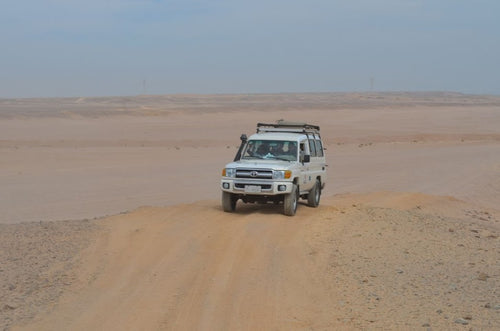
[257,120,320,134]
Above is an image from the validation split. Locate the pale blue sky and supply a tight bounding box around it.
[1,0,499,97]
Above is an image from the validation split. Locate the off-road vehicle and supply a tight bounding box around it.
[221,121,327,216]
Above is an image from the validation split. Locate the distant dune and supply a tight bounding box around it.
[1,92,500,119]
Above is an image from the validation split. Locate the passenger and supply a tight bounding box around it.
[273,142,285,155]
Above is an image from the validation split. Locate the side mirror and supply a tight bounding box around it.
[302,154,311,163]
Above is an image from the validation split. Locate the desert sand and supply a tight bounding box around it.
[0,92,499,330]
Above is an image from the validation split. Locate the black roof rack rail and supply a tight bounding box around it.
[257,121,320,132]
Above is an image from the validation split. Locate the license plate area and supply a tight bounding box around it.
[245,185,262,193]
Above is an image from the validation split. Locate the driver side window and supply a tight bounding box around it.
[299,141,307,159]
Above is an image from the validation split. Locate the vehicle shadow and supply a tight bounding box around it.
[210,201,307,216]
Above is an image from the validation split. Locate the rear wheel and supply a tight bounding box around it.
[222,192,237,212]
[307,179,321,207]
[284,184,298,216]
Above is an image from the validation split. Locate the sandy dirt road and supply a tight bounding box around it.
[12,194,500,330]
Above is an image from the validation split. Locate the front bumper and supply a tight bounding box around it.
[221,179,293,195]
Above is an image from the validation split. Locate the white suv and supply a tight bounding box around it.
[221,121,327,216]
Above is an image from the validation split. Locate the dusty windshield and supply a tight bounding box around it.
[242,140,298,161]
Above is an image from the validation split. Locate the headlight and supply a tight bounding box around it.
[273,170,291,179]
[222,168,236,177]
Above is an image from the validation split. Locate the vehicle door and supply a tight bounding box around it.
[307,134,326,186]
[299,139,314,191]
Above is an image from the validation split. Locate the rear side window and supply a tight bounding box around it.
[315,140,324,157]
[308,139,317,157]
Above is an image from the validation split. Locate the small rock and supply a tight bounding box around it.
[484,303,491,308]
[464,314,472,320]
[396,269,404,274]
[8,284,16,291]
[455,318,469,325]
[436,309,443,314]
[477,272,489,281]
[422,322,430,327]
[494,304,500,310]
[3,304,17,311]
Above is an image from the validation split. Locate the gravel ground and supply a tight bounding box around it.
[312,203,500,329]
[0,220,98,331]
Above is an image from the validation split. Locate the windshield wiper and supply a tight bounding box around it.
[264,156,291,162]
[274,156,292,162]
[242,156,264,160]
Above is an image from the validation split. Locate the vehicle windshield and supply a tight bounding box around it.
[242,140,298,161]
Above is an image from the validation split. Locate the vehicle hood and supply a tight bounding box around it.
[224,159,293,170]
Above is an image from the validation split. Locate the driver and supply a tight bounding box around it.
[256,143,269,156]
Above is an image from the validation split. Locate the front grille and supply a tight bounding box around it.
[235,183,272,190]
[236,169,273,179]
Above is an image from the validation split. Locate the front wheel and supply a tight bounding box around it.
[283,184,298,216]
[222,192,237,212]
[307,179,321,207]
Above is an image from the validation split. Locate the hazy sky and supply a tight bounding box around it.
[1,0,499,97]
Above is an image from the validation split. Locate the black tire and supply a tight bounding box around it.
[307,179,321,207]
[222,192,237,212]
[283,184,298,216]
